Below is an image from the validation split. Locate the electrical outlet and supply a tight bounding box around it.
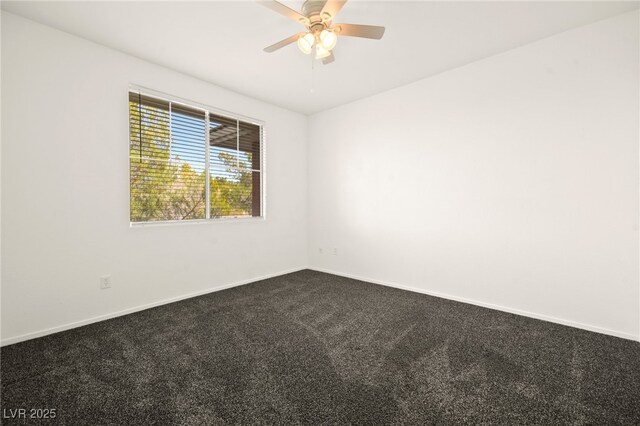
[100,275,111,290]
[333,248,338,256]
[319,248,323,254]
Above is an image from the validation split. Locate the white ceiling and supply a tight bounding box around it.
[2,1,638,114]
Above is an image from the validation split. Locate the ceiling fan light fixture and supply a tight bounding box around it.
[320,29,338,50]
[315,44,331,59]
[260,0,386,65]
[297,32,315,54]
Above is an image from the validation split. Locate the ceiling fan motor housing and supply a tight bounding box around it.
[302,0,332,26]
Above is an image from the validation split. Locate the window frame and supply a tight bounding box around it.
[128,84,266,227]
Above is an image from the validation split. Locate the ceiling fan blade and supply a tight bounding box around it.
[264,33,303,53]
[322,51,335,65]
[334,23,385,39]
[257,1,309,25]
[320,0,347,22]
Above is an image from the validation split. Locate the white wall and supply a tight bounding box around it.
[1,12,308,344]
[308,11,640,340]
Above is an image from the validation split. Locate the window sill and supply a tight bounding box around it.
[130,216,265,228]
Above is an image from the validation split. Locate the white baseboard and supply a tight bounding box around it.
[309,267,640,343]
[0,267,305,347]
[4,266,637,346]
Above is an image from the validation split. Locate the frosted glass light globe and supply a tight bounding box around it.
[320,29,338,50]
[297,33,315,55]
[315,44,331,59]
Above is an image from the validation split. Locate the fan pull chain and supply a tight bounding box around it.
[310,51,316,93]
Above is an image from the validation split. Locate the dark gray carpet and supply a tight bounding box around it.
[1,270,639,425]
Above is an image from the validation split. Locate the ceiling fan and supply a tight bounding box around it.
[259,0,385,64]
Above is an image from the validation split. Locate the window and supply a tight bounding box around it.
[128,89,263,224]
